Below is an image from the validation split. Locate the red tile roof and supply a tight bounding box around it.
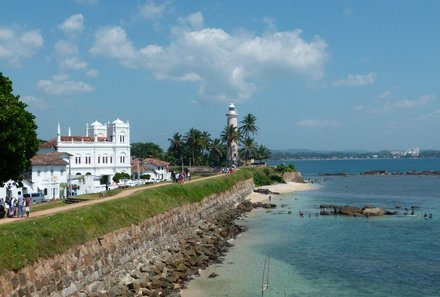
[142,158,170,167]
[31,152,70,166]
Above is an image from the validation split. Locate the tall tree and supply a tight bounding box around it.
[0,73,39,186]
[239,113,259,140]
[131,142,163,159]
[240,137,257,166]
[184,128,209,165]
[254,144,272,163]
[208,138,226,167]
[220,124,241,166]
[167,132,184,165]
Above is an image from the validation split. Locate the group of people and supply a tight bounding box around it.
[0,191,31,219]
[171,170,191,184]
[403,206,432,219]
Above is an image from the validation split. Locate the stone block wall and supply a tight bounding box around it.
[0,179,254,297]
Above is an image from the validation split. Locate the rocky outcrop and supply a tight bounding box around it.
[106,200,256,297]
[320,204,393,217]
[282,171,305,183]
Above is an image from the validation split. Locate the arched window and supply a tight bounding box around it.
[119,153,126,164]
[85,154,92,164]
[119,132,126,143]
[75,154,81,164]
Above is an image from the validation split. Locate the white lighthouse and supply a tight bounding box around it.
[226,103,239,165]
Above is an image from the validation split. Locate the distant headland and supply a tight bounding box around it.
[270,148,440,160]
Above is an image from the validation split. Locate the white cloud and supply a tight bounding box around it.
[90,14,328,102]
[0,27,43,65]
[138,1,169,22]
[377,90,391,99]
[37,74,94,95]
[54,39,89,71]
[59,14,84,36]
[296,119,339,128]
[86,68,99,77]
[333,72,376,87]
[74,0,99,5]
[22,96,51,109]
[393,95,434,108]
[178,12,204,29]
[372,94,435,113]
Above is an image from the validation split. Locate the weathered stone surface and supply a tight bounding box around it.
[362,207,385,216]
[0,179,255,297]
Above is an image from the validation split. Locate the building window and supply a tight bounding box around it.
[98,156,101,164]
[85,156,91,164]
[120,135,125,143]
[110,156,112,163]
[75,156,81,164]
[120,155,126,164]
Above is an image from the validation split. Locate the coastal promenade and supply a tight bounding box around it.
[0,174,221,225]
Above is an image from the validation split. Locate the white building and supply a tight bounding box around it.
[226,103,239,165]
[30,152,70,199]
[40,119,131,185]
[140,158,171,182]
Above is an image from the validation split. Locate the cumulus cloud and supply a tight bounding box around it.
[333,72,376,87]
[59,14,84,36]
[377,90,391,99]
[86,68,99,77]
[37,74,94,95]
[0,27,43,65]
[54,39,89,71]
[296,119,339,128]
[372,94,435,113]
[22,96,51,109]
[138,1,169,23]
[90,14,328,102]
[178,11,204,29]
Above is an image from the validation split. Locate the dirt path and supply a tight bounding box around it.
[0,174,222,225]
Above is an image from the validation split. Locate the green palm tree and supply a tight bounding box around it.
[220,124,241,166]
[184,128,203,166]
[254,144,272,164]
[209,138,226,166]
[167,132,183,164]
[240,137,257,166]
[239,113,259,140]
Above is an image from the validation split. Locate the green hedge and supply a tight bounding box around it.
[0,169,253,275]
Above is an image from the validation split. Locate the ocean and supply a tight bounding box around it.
[183,159,440,297]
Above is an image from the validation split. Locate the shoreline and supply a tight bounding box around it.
[181,181,317,297]
[246,181,318,203]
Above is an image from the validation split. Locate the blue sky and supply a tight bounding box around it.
[1,0,439,151]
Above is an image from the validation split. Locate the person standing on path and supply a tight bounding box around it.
[25,195,31,218]
[17,191,24,218]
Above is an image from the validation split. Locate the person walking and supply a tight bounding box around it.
[25,195,31,218]
[17,191,24,218]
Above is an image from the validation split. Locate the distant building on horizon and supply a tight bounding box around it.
[226,103,239,166]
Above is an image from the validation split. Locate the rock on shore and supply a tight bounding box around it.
[103,200,271,297]
[319,204,396,217]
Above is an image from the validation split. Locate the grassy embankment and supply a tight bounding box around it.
[0,169,254,275]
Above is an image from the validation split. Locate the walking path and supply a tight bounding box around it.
[0,174,221,225]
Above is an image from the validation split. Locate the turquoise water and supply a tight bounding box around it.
[184,159,440,297]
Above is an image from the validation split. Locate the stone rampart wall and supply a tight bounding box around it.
[0,179,254,297]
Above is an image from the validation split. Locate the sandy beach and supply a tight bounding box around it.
[181,181,317,297]
[246,181,318,203]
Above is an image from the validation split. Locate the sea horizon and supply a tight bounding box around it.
[183,158,440,297]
